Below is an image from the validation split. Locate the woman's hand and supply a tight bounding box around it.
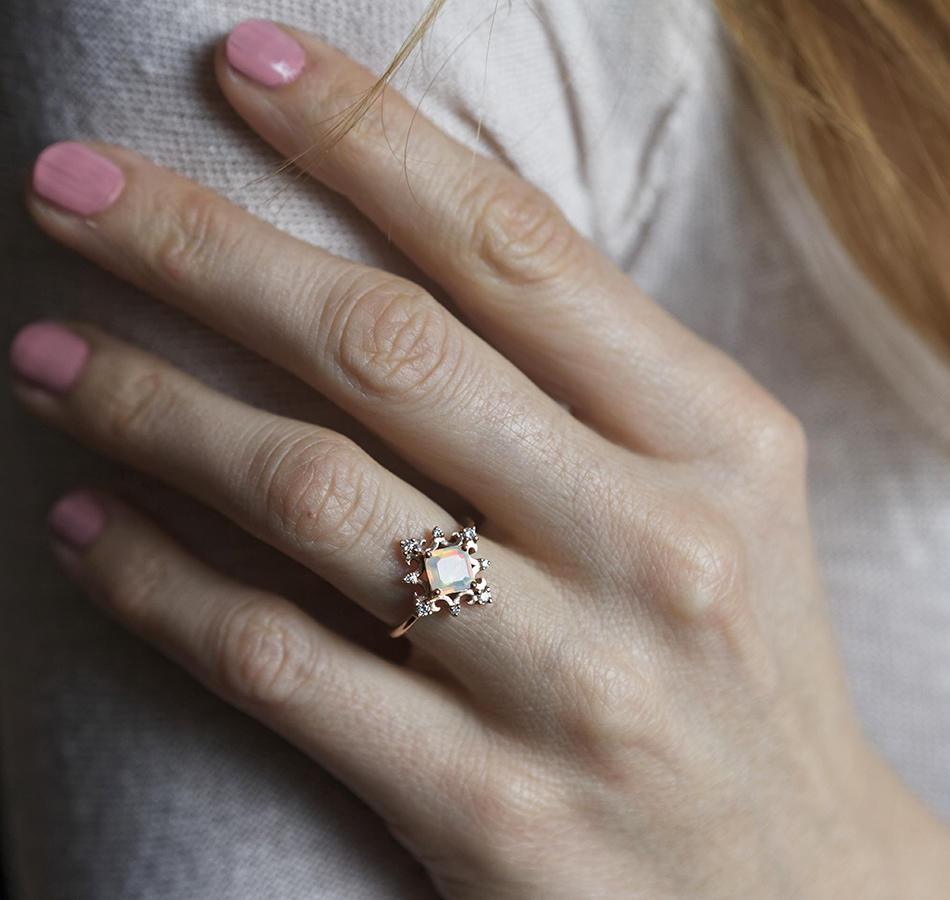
[11,20,950,899]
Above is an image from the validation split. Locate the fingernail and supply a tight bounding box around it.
[10,321,90,393]
[226,20,306,87]
[49,490,108,550]
[32,142,125,216]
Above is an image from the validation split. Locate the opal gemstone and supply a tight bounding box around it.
[425,547,473,595]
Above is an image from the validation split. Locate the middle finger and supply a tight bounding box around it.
[27,143,605,534]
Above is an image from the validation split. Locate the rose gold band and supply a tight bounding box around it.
[392,523,493,639]
[390,614,420,639]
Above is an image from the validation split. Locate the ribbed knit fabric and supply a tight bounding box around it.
[1,1,948,897]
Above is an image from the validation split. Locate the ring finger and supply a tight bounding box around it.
[10,321,539,668]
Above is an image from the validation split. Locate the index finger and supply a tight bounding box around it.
[216,20,769,460]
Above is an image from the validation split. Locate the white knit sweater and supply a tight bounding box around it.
[1,1,948,897]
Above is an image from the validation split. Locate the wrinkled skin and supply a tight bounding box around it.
[12,21,950,900]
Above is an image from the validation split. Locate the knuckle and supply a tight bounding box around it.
[309,70,441,177]
[335,275,460,401]
[467,170,585,287]
[102,363,176,445]
[640,501,747,623]
[336,91,391,158]
[735,394,809,476]
[152,186,235,285]
[215,598,322,708]
[251,427,377,552]
[315,73,390,155]
[105,548,171,626]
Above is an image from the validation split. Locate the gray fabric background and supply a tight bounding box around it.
[1,1,949,897]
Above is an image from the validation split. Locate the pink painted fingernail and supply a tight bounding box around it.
[32,142,125,216]
[49,490,108,550]
[10,322,90,393]
[226,20,306,87]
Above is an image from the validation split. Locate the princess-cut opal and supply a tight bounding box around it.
[425,546,473,595]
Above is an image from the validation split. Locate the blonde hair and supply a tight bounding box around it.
[352,1,950,360]
[714,0,950,360]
